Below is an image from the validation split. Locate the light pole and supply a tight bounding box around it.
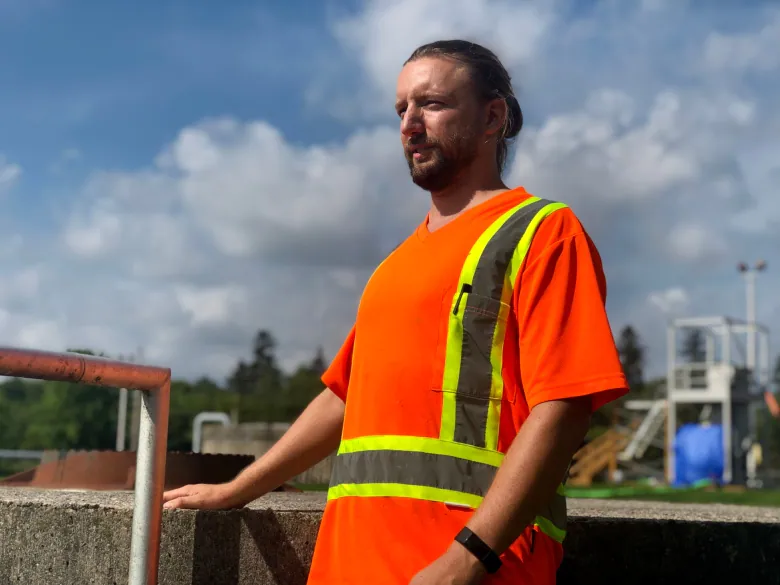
[737,260,766,374]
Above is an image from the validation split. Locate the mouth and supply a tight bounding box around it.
[407,144,434,160]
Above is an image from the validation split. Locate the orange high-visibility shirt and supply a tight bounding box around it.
[307,187,629,585]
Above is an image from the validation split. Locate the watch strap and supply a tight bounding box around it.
[454,527,502,574]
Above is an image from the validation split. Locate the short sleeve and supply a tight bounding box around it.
[514,208,629,413]
[321,324,356,402]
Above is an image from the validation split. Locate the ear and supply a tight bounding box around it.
[483,98,508,136]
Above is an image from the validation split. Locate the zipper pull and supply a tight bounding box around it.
[453,283,472,315]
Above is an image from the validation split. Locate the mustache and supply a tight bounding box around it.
[405,136,439,152]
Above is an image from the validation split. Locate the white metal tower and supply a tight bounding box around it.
[665,316,771,485]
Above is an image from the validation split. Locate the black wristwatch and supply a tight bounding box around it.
[454,527,502,574]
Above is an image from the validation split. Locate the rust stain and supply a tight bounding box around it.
[0,346,170,391]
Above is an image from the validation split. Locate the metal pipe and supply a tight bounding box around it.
[0,449,44,460]
[0,346,169,391]
[744,270,756,373]
[191,411,232,453]
[0,346,171,585]
[128,380,170,585]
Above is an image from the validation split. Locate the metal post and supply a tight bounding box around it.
[128,380,170,585]
[745,270,756,373]
[723,325,732,484]
[117,387,128,451]
[666,322,676,484]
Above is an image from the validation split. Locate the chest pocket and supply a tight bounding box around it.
[430,283,516,449]
[436,284,511,397]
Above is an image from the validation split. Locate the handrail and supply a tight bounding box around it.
[191,411,232,453]
[0,346,171,585]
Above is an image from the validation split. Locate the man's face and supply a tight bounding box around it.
[395,56,484,192]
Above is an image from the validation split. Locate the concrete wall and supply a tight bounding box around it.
[1,487,778,584]
[201,422,334,486]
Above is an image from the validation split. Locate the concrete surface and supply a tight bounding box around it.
[1,487,778,584]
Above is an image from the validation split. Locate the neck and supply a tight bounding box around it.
[427,165,508,227]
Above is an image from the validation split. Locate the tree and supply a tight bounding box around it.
[680,329,706,363]
[310,346,327,377]
[227,329,285,422]
[617,325,644,391]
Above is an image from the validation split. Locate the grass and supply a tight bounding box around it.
[292,482,780,507]
[565,482,780,507]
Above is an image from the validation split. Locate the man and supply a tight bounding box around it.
[163,40,629,584]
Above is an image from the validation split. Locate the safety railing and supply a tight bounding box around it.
[0,346,171,585]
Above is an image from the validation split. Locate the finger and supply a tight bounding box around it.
[163,495,199,510]
[162,485,195,502]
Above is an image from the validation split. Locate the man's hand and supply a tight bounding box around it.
[408,543,486,585]
[163,481,243,510]
[161,389,345,512]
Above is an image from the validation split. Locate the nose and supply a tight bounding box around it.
[400,105,424,138]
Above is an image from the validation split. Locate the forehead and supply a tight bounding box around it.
[395,56,473,101]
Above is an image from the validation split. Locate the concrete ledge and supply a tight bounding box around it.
[1,487,779,584]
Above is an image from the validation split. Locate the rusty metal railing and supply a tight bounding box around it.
[0,346,171,585]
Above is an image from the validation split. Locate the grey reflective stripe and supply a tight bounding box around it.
[541,494,568,534]
[330,448,567,534]
[330,449,498,497]
[453,198,552,446]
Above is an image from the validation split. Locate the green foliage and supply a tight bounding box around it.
[617,325,645,391]
[0,330,328,476]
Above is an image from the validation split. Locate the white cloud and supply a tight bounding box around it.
[321,0,555,119]
[508,88,753,212]
[0,154,21,191]
[648,287,690,316]
[3,0,780,386]
[667,223,727,264]
[703,9,780,72]
[65,117,420,269]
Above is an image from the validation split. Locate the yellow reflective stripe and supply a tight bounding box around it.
[485,282,512,451]
[506,202,569,286]
[483,201,568,449]
[328,482,485,508]
[439,196,541,443]
[338,435,505,468]
[327,484,566,542]
[439,294,462,442]
[534,516,567,543]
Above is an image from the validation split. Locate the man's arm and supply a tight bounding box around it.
[409,396,593,584]
[163,388,345,509]
[453,396,591,563]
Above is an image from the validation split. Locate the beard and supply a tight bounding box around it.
[404,129,479,192]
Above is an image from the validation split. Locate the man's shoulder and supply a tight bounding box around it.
[507,189,587,245]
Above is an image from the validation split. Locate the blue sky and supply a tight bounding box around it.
[1,0,779,384]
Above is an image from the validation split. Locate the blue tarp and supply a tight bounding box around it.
[673,423,724,486]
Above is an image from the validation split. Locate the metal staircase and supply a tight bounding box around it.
[618,399,666,462]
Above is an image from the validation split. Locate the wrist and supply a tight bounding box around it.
[452,526,501,576]
[445,540,486,580]
[225,476,256,507]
